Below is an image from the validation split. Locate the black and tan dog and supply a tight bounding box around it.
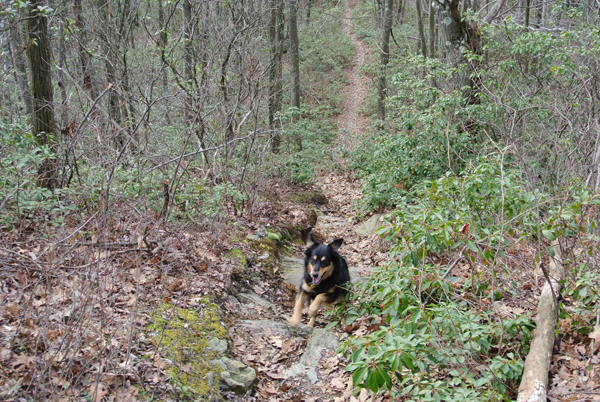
[289,232,351,327]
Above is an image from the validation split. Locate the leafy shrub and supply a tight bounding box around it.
[0,122,77,231]
[353,55,483,213]
[339,155,600,399]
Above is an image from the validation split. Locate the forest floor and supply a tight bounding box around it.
[2,0,597,401]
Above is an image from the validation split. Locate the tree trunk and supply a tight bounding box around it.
[429,0,436,58]
[72,0,95,99]
[289,0,300,111]
[158,0,168,93]
[377,0,394,121]
[268,0,284,153]
[27,0,59,189]
[415,0,427,56]
[289,0,302,149]
[436,0,505,98]
[96,0,124,150]
[57,19,68,125]
[10,23,33,115]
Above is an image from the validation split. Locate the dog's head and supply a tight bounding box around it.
[304,232,343,286]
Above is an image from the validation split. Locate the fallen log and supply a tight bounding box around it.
[517,242,564,402]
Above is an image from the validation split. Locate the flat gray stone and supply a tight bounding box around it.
[206,338,228,354]
[236,292,277,310]
[355,214,384,237]
[281,257,304,288]
[299,328,339,366]
[236,319,313,338]
[284,363,318,384]
[284,329,338,384]
[210,357,256,394]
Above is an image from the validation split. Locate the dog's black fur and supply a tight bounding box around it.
[289,232,351,327]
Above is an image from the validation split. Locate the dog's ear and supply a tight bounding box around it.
[306,232,319,247]
[329,238,343,251]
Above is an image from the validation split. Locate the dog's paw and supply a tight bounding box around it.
[288,317,300,327]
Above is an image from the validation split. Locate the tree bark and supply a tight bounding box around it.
[27,0,59,189]
[377,0,394,121]
[72,0,95,99]
[289,0,300,111]
[429,0,436,58]
[436,0,505,98]
[268,0,284,153]
[10,23,33,115]
[96,0,124,150]
[517,242,564,402]
[415,0,427,56]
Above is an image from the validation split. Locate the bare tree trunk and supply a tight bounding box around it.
[10,24,33,115]
[57,19,68,125]
[269,0,284,153]
[289,0,300,111]
[429,0,436,58]
[96,0,124,150]
[27,0,59,189]
[415,0,427,56]
[289,0,302,149]
[377,0,394,121]
[436,0,504,98]
[158,0,168,93]
[72,0,95,99]
[525,0,531,26]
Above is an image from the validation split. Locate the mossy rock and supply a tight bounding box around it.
[226,249,248,270]
[248,237,281,275]
[146,302,228,400]
[277,224,305,245]
[289,190,328,205]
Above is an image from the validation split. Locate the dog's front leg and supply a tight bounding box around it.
[289,290,309,326]
[307,293,328,327]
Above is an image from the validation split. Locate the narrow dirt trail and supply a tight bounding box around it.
[223,3,384,401]
[337,0,371,151]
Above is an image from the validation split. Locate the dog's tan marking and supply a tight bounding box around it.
[321,256,325,262]
[313,255,317,260]
[307,293,328,326]
[319,263,334,280]
[301,281,315,294]
[323,286,336,294]
[289,284,310,326]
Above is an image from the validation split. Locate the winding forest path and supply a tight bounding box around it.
[337,0,371,150]
[224,2,385,401]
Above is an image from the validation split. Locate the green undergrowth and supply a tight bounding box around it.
[336,155,600,400]
[146,302,227,400]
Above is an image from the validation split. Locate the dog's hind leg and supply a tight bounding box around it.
[289,290,309,326]
[307,293,328,327]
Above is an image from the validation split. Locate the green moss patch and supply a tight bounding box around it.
[226,249,248,270]
[146,302,227,400]
[289,190,328,205]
